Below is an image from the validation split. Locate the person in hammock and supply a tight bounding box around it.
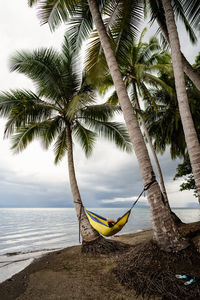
[107,217,120,227]
[106,218,116,227]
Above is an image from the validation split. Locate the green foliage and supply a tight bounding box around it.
[0,35,131,164]
[172,54,200,197]
[144,0,198,45]
[54,129,68,164]
[193,51,200,72]
[143,68,200,160]
[146,51,200,196]
[174,156,197,197]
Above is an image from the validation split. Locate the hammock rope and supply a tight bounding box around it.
[130,179,156,210]
[76,179,156,241]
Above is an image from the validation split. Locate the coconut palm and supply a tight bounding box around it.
[29,0,200,91]
[85,29,173,202]
[144,0,200,92]
[162,0,200,203]
[27,0,189,251]
[29,0,200,204]
[120,36,172,201]
[0,35,132,247]
[145,69,200,198]
[144,73,187,160]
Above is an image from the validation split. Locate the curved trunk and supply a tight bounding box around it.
[132,81,168,202]
[156,14,200,92]
[88,0,188,251]
[162,0,200,203]
[66,124,99,242]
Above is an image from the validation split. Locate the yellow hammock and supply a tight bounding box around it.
[86,209,131,237]
[85,180,155,237]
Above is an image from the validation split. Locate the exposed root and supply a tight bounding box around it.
[81,235,130,255]
[113,241,200,299]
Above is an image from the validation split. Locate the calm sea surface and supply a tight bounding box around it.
[0,207,199,255]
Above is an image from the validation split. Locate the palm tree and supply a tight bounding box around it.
[85,29,173,202]
[85,28,185,226]
[144,0,200,92]
[27,0,189,251]
[162,0,200,203]
[29,0,200,91]
[144,73,187,160]
[0,36,132,247]
[145,68,200,199]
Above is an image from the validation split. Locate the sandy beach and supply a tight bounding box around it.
[0,222,199,300]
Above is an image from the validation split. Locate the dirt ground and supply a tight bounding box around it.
[0,222,199,300]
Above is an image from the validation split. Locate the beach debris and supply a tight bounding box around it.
[81,235,130,255]
[113,241,200,299]
[175,274,196,285]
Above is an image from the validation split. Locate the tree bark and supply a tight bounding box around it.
[156,14,200,92]
[162,0,200,203]
[133,82,183,225]
[132,81,168,202]
[87,0,188,251]
[66,124,99,242]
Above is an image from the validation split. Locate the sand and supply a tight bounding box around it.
[0,222,199,300]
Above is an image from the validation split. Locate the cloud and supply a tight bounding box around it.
[101,196,146,204]
[0,1,198,209]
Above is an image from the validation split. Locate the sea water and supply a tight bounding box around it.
[0,207,199,255]
[0,207,199,283]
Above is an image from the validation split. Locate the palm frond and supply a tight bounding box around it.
[0,89,55,137]
[142,73,175,98]
[97,75,114,95]
[84,29,108,74]
[73,121,96,157]
[147,0,197,45]
[83,119,132,153]
[67,2,93,50]
[105,91,119,105]
[37,0,76,31]
[78,103,121,122]
[173,0,197,44]
[180,0,200,29]
[40,116,64,149]
[104,0,144,59]
[28,0,38,6]
[11,122,48,153]
[67,91,95,121]
[138,83,158,112]
[54,128,68,164]
[9,48,66,101]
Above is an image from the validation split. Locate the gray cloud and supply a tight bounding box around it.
[0,2,198,209]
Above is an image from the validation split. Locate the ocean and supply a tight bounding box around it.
[0,207,199,255]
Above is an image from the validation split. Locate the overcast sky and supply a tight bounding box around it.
[0,1,199,209]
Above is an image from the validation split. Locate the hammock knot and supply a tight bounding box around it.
[144,179,156,191]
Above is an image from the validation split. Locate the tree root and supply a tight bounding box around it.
[81,236,130,255]
[113,241,200,299]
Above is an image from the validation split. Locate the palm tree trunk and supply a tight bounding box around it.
[156,15,200,92]
[133,82,183,224]
[133,82,183,225]
[66,124,99,242]
[162,0,200,203]
[132,81,168,202]
[87,0,188,251]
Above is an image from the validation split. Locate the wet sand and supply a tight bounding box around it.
[0,222,199,300]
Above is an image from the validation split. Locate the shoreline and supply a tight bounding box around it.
[0,222,199,300]
[0,228,153,284]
